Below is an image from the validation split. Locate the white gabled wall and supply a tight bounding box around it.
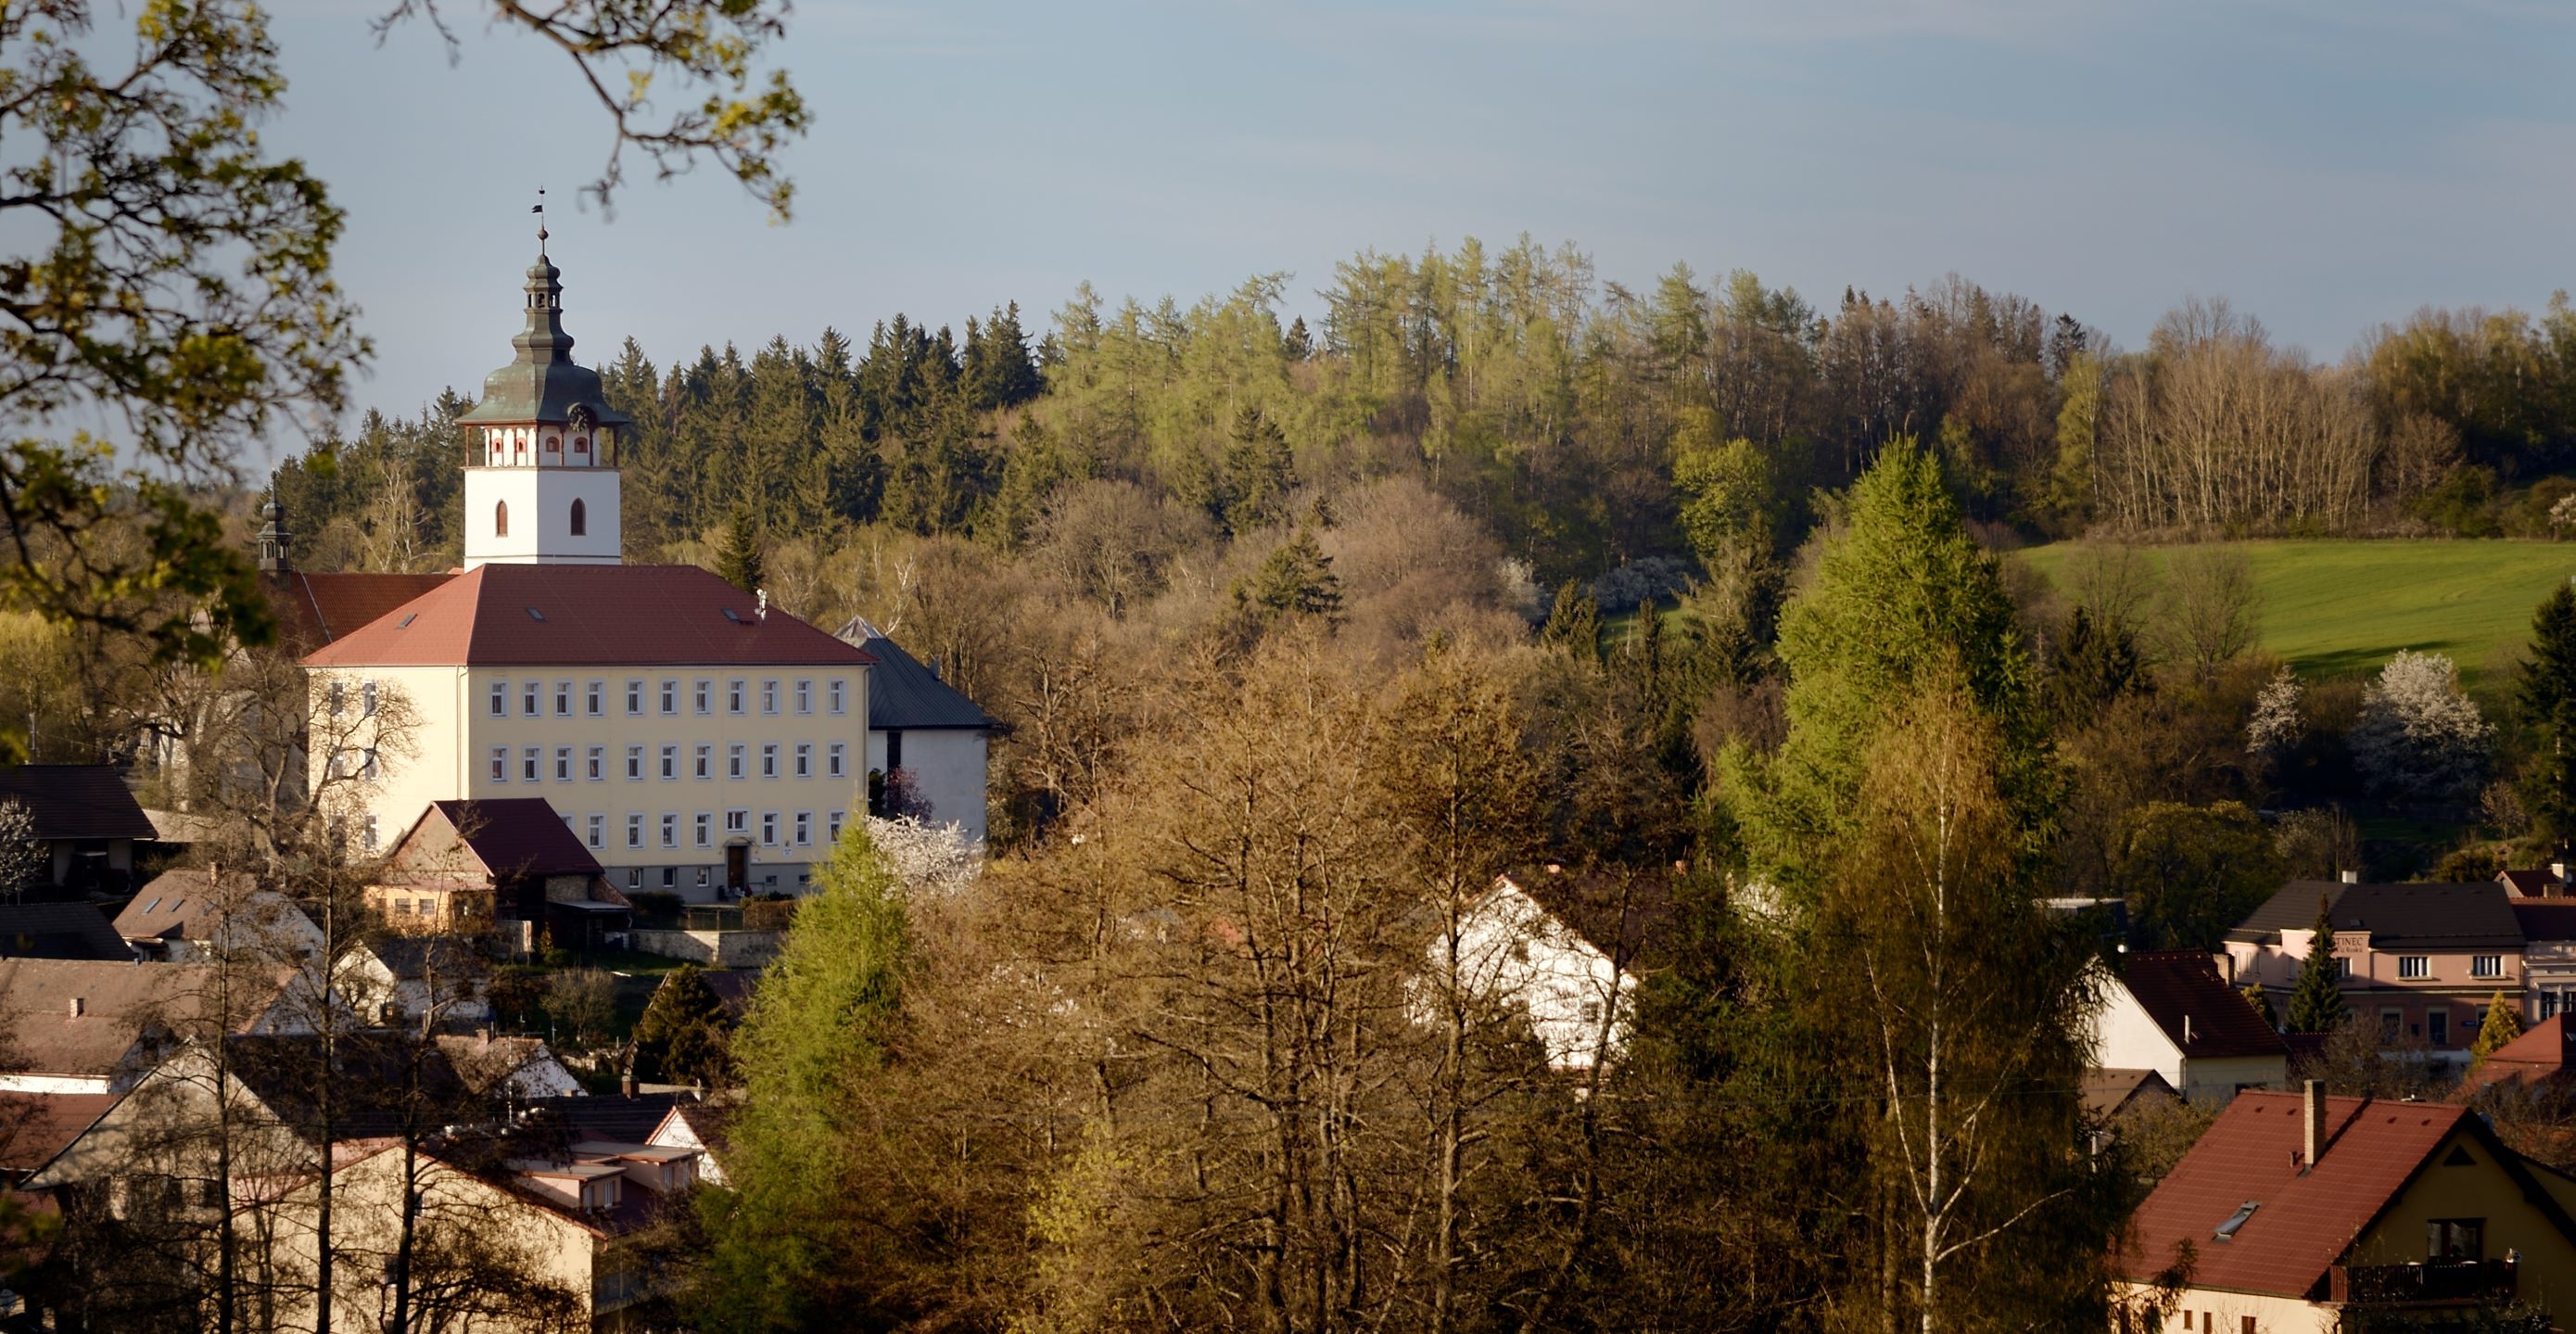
[462,465,622,568]
[2086,973,2186,1090]
[1437,879,1634,1072]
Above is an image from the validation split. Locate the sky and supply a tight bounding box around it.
[258,0,2576,436]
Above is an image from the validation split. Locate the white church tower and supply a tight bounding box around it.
[458,215,629,569]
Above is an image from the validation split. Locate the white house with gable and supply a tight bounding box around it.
[1433,866,1672,1073]
[2085,950,2289,1104]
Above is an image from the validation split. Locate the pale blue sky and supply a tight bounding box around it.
[260,0,2575,432]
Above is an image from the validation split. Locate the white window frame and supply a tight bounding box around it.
[2472,954,2503,979]
[626,744,644,781]
[361,680,379,718]
[554,745,573,781]
[760,811,778,845]
[828,678,845,715]
[588,745,605,781]
[490,746,509,782]
[793,810,811,845]
[660,813,679,849]
[524,682,541,717]
[626,679,644,715]
[626,813,644,849]
[489,680,508,718]
[794,743,811,778]
[2398,955,2430,980]
[660,744,679,781]
[761,743,779,779]
[694,812,712,847]
[762,680,779,715]
[586,814,603,849]
[725,808,748,834]
[695,743,713,780]
[694,679,712,715]
[828,809,844,841]
[659,679,679,715]
[828,743,845,779]
[728,743,746,779]
[728,678,745,715]
[554,680,573,716]
[586,680,604,716]
[522,746,541,782]
[328,680,346,718]
[794,679,811,715]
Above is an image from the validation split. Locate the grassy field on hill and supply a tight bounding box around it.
[2012,540,2576,696]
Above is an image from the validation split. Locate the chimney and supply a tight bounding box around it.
[620,1070,638,1099]
[67,997,83,1020]
[2339,870,2360,885]
[2303,1079,2327,1171]
[2183,1015,2195,1046]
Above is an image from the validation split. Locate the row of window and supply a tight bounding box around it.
[573,808,846,851]
[489,676,846,719]
[489,742,847,783]
[2299,953,2506,981]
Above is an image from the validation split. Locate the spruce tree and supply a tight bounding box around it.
[2286,891,2348,1034]
[1540,579,1603,659]
[2468,990,2524,1071]
[2519,582,2576,849]
[717,506,768,593]
[2049,604,2144,721]
[1233,524,1341,627]
[635,963,732,1086]
[1219,406,1297,536]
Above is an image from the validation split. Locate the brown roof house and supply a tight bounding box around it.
[2227,880,2526,1061]
[0,957,305,1096]
[372,798,629,956]
[113,869,326,963]
[1432,865,1674,1074]
[2085,951,2289,1104]
[0,765,154,894]
[2114,1082,2576,1329]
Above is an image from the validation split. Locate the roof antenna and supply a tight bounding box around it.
[533,187,548,257]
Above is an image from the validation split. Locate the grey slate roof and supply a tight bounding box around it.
[834,616,996,731]
[2230,880,2523,950]
[0,903,131,961]
[0,766,154,842]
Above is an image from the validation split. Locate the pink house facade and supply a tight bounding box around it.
[2225,879,2525,1057]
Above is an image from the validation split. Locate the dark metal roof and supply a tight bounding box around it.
[2115,951,2288,1060]
[454,253,632,429]
[0,903,132,961]
[422,798,601,880]
[0,766,154,842]
[834,616,995,731]
[2230,880,2523,949]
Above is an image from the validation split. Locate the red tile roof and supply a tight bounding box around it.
[2459,1014,2574,1095]
[2117,1093,2491,1296]
[261,571,457,651]
[2118,951,2289,1060]
[301,564,877,668]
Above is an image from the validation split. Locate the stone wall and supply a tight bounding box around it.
[629,928,781,968]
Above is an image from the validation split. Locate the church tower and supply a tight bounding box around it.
[457,221,630,570]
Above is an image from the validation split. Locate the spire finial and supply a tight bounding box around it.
[533,187,549,254]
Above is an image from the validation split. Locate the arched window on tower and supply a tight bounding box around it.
[570,498,587,537]
[495,500,510,538]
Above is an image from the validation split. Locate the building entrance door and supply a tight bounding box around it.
[725,843,749,894]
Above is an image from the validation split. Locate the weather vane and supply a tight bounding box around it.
[533,186,548,254]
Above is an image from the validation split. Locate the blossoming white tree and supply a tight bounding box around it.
[2350,651,2491,801]
[0,798,42,899]
[864,816,981,898]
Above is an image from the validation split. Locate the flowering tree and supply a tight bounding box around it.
[2246,665,2304,760]
[2349,651,2491,801]
[864,816,980,898]
[0,798,42,899]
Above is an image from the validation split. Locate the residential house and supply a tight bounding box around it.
[2514,899,2576,1023]
[2459,1015,2575,1099]
[0,904,130,961]
[646,1102,733,1188]
[276,1134,687,1331]
[369,797,630,953]
[2226,880,2524,1060]
[436,1033,583,1099]
[359,936,494,1026]
[113,869,325,963]
[2087,951,2289,1103]
[2081,1068,2180,1124]
[1436,865,1672,1073]
[0,765,154,893]
[2114,1083,2576,1329]
[0,957,303,1095]
[834,616,995,844]
[298,248,874,898]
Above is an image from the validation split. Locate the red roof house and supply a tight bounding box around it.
[302,563,874,668]
[2115,1085,2576,1326]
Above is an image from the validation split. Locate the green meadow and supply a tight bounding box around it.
[2012,540,2576,696]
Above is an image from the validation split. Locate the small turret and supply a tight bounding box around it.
[256,497,292,574]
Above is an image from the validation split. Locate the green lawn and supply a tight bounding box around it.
[2013,539,2576,695]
